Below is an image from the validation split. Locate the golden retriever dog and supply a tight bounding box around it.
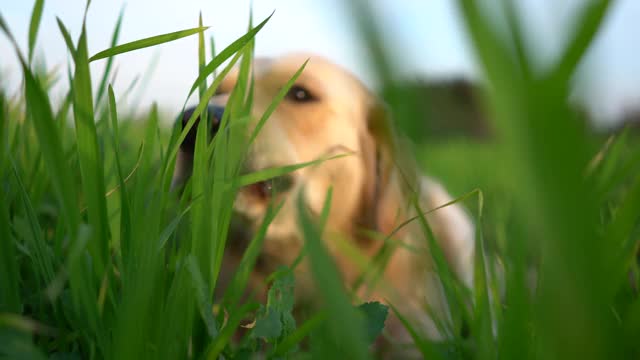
[172,53,475,348]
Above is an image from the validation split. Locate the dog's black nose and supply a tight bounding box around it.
[182,104,224,131]
[210,105,225,127]
[180,104,225,152]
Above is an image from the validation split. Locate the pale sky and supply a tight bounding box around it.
[1,0,639,123]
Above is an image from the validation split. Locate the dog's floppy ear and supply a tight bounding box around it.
[171,105,223,189]
[359,97,475,287]
[358,98,418,236]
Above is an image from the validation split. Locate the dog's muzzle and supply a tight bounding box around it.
[181,104,297,200]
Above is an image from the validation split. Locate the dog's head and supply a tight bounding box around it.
[173,54,476,345]
[173,53,412,297]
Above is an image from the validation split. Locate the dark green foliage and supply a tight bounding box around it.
[357,302,388,344]
[252,270,297,342]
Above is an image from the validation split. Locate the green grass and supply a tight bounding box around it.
[2,0,640,359]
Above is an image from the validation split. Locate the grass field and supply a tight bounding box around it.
[2,1,640,359]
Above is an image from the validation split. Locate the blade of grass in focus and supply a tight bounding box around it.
[221,201,284,309]
[0,179,20,314]
[107,85,131,268]
[95,6,125,107]
[56,18,77,57]
[185,13,273,99]
[10,160,55,287]
[72,23,110,276]
[19,60,79,238]
[89,26,209,62]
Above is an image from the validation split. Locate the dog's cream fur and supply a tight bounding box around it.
[173,53,475,343]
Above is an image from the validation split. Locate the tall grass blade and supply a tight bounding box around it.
[162,50,243,190]
[296,192,369,360]
[247,60,308,147]
[56,18,76,57]
[156,200,195,251]
[221,201,284,308]
[549,0,614,82]
[20,60,79,235]
[189,94,215,296]
[107,85,132,258]
[188,13,211,287]
[0,92,19,313]
[412,199,468,340]
[185,12,273,98]
[10,160,55,286]
[604,174,640,294]
[28,0,45,64]
[198,12,207,99]
[469,192,495,360]
[89,26,209,62]
[0,191,20,313]
[235,153,352,188]
[455,1,622,358]
[95,7,125,106]
[206,44,254,298]
[65,224,102,351]
[209,36,216,77]
[186,255,219,338]
[500,0,531,78]
[156,267,195,359]
[72,25,110,274]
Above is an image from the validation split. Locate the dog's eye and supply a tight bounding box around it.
[214,88,229,96]
[286,85,316,103]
